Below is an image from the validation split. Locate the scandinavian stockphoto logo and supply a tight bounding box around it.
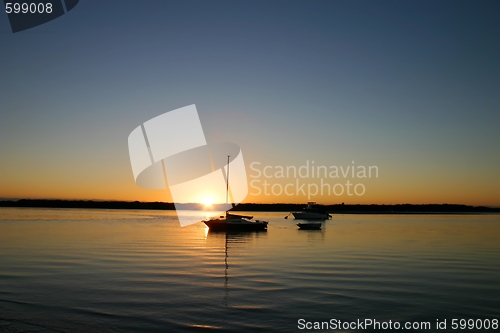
[4,0,79,33]
[128,105,248,227]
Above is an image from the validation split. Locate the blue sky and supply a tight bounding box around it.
[0,0,499,204]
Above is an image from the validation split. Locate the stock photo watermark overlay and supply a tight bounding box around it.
[127,105,249,227]
[249,161,379,200]
[127,105,380,226]
[4,0,80,33]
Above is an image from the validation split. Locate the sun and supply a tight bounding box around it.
[202,197,214,208]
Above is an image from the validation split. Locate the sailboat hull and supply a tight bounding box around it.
[204,220,268,232]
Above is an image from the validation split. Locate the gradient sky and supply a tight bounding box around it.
[0,0,499,205]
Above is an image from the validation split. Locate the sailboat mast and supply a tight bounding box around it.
[225,155,230,205]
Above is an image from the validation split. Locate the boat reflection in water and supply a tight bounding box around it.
[204,229,267,307]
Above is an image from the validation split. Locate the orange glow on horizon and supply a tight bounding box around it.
[0,164,498,207]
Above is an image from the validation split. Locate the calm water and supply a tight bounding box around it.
[0,208,499,332]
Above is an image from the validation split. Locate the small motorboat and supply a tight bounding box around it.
[297,222,322,230]
[290,202,332,220]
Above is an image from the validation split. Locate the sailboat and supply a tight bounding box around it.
[203,156,268,232]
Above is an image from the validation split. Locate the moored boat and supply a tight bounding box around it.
[204,213,268,232]
[297,222,322,230]
[202,155,269,232]
[291,202,332,220]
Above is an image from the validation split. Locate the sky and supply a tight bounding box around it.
[0,0,499,206]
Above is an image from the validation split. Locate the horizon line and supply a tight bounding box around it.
[0,198,498,209]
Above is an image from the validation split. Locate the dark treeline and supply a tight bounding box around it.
[0,199,175,210]
[0,199,499,213]
[232,203,500,213]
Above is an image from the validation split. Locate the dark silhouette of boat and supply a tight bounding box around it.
[203,155,268,232]
[297,222,322,230]
[204,213,268,231]
[289,201,332,220]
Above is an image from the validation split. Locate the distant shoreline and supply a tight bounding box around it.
[0,199,499,214]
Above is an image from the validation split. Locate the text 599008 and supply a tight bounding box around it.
[5,2,53,14]
[451,319,498,330]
